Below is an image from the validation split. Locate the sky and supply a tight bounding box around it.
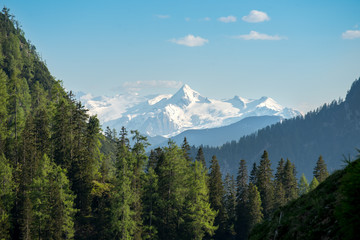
[2,0,360,112]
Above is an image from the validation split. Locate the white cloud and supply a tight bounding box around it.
[342,30,360,39]
[170,34,209,47]
[234,31,285,40]
[156,14,170,19]
[203,17,211,21]
[242,10,270,23]
[185,17,191,22]
[218,16,237,23]
[122,81,183,92]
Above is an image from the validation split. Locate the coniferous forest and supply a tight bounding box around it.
[0,8,360,240]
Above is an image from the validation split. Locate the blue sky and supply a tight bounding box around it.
[3,0,360,112]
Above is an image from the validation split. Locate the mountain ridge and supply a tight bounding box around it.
[78,84,301,138]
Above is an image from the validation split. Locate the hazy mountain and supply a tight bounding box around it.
[156,115,283,147]
[78,84,301,138]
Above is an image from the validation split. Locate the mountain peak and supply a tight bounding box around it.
[171,84,202,104]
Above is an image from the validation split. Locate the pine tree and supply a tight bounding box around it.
[131,130,149,240]
[274,159,286,208]
[195,147,206,169]
[30,154,76,239]
[223,173,236,238]
[208,155,227,239]
[313,155,329,183]
[274,158,285,184]
[247,183,263,230]
[298,173,310,196]
[309,177,319,191]
[181,137,191,162]
[235,159,249,240]
[184,160,217,239]
[142,167,159,240]
[0,154,15,239]
[154,140,189,239]
[148,147,163,171]
[111,130,137,239]
[256,151,274,218]
[283,159,298,202]
[249,163,257,185]
[0,70,8,152]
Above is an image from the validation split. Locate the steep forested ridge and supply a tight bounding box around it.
[0,8,104,239]
[194,78,360,179]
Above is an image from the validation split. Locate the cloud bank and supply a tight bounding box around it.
[218,16,237,23]
[342,30,360,39]
[170,34,209,47]
[242,10,270,23]
[234,31,285,40]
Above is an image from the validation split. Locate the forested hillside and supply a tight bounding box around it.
[195,78,360,178]
[249,154,360,240]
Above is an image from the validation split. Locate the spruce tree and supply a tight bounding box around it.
[247,183,263,230]
[283,159,298,202]
[235,159,249,240]
[0,154,14,239]
[274,159,286,208]
[142,167,159,240]
[0,70,8,152]
[223,173,236,238]
[155,140,189,239]
[184,160,217,239]
[131,130,149,240]
[111,129,137,239]
[195,147,206,169]
[298,173,310,196]
[313,155,329,183]
[181,137,191,162]
[249,163,257,185]
[256,151,274,218]
[208,155,227,239]
[309,177,319,191]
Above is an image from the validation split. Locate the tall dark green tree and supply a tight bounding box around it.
[0,70,8,152]
[313,155,329,183]
[223,173,236,238]
[256,151,274,218]
[154,140,189,239]
[208,155,227,239]
[131,130,149,240]
[249,163,257,185]
[235,159,249,240]
[195,147,206,169]
[184,160,217,239]
[274,159,286,208]
[0,154,14,239]
[247,183,263,230]
[111,129,137,239]
[283,159,298,202]
[181,137,191,162]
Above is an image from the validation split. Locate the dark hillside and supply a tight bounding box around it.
[249,154,360,240]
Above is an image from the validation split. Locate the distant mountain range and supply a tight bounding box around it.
[78,84,301,145]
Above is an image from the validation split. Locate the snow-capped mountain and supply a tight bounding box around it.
[77,84,301,137]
